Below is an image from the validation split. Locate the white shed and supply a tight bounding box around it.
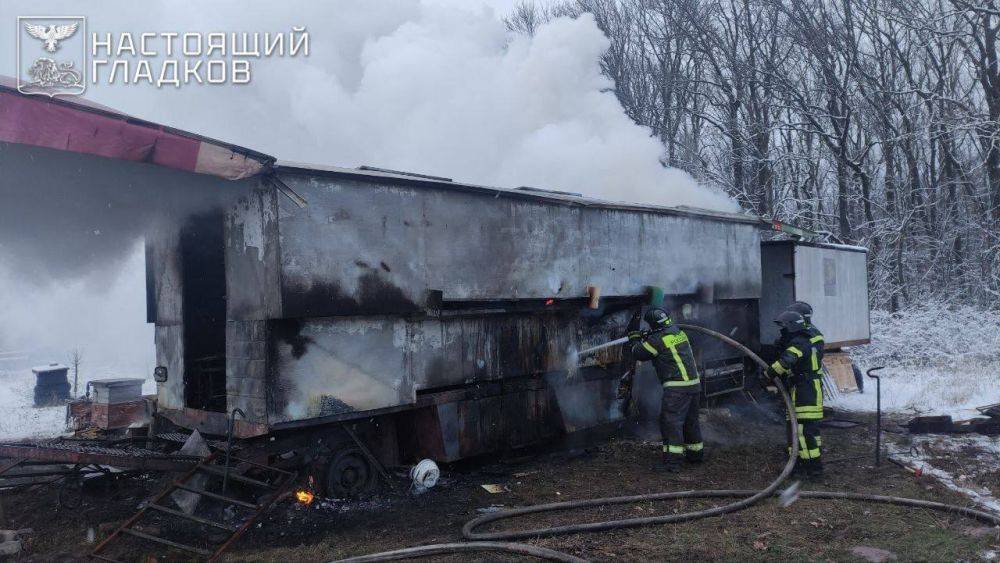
[759,240,870,349]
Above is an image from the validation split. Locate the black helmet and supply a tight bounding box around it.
[787,301,813,321]
[644,308,672,328]
[774,310,807,334]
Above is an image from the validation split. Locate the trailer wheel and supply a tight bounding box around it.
[325,447,375,498]
[852,362,865,393]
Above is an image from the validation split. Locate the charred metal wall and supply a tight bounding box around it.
[269,172,761,317]
[219,169,763,428]
[266,307,636,424]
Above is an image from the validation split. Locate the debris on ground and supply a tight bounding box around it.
[851,545,898,562]
[890,433,1000,514]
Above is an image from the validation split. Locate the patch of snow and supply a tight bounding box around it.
[0,368,154,441]
[833,364,1000,420]
[891,435,1000,515]
[833,305,1000,420]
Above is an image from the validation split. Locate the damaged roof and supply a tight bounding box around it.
[274,161,762,226]
[0,78,761,225]
[0,76,273,180]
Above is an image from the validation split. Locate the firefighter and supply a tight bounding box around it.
[629,308,703,472]
[766,310,824,477]
[786,301,824,350]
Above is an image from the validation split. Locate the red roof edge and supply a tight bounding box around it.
[0,77,275,180]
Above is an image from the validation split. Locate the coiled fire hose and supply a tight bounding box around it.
[335,324,1000,562]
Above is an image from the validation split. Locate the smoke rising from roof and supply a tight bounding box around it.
[254,6,735,210]
[0,0,737,383]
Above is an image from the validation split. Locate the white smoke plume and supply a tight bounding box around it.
[0,0,737,385]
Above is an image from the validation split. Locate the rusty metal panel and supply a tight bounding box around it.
[0,440,198,472]
[91,399,151,429]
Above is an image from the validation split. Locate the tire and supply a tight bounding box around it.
[852,362,864,393]
[324,446,375,498]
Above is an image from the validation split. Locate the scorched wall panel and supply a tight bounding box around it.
[273,173,762,318]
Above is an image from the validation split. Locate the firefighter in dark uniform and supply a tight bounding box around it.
[787,301,824,350]
[766,310,824,477]
[629,308,703,472]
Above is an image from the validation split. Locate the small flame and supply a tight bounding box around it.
[295,490,314,505]
[545,299,554,305]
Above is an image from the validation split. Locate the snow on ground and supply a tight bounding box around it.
[891,434,1000,514]
[832,305,1000,420]
[0,367,154,442]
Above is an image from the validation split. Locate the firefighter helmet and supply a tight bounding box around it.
[644,308,672,328]
[787,301,813,321]
[774,310,807,334]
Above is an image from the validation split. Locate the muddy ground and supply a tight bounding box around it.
[2,408,998,562]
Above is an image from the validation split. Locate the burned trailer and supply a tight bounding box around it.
[146,163,765,476]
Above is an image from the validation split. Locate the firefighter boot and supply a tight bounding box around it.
[654,452,682,473]
[790,458,807,477]
[684,448,704,464]
[805,458,824,478]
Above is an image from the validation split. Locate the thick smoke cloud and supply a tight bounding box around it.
[0,0,736,372]
[258,6,735,210]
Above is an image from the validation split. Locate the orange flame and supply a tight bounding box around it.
[295,490,314,505]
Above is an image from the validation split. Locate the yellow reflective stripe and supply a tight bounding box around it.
[770,361,788,375]
[664,378,700,387]
[797,424,808,457]
[809,335,824,344]
[661,332,689,347]
[667,445,684,454]
[815,379,823,409]
[670,346,689,380]
[685,442,704,451]
[661,334,690,381]
[796,406,824,413]
[808,448,820,458]
[796,412,823,420]
[811,348,819,371]
[815,436,822,446]
[642,341,659,356]
[787,346,803,357]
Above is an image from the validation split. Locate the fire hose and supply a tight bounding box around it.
[335,323,1000,562]
[334,541,587,563]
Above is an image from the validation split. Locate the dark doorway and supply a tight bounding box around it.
[180,211,227,412]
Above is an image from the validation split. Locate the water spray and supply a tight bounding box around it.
[575,336,632,359]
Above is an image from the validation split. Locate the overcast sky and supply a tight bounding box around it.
[0,0,519,150]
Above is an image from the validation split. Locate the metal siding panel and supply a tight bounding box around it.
[154,324,184,410]
[759,243,795,345]
[275,174,762,315]
[793,246,870,345]
[226,184,282,320]
[266,318,414,423]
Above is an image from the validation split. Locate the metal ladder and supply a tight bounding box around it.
[90,452,297,562]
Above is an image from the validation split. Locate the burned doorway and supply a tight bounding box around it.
[180,211,227,412]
